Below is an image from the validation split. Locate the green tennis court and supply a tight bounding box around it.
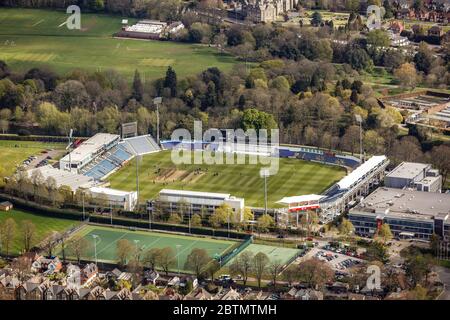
[69,225,237,272]
[225,244,300,267]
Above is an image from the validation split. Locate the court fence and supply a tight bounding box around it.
[217,236,253,267]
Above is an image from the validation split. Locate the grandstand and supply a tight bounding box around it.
[319,155,390,221]
[121,134,160,156]
[276,155,390,225]
[82,144,134,180]
[80,134,160,181]
[161,140,361,169]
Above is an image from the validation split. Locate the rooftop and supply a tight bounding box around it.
[27,165,96,191]
[277,194,324,205]
[159,189,233,200]
[61,133,119,163]
[352,187,450,220]
[89,187,135,197]
[386,162,430,179]
[337,155,387,190]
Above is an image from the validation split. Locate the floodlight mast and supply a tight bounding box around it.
[66,129,73,172]
[153,97,162,144]
[355,115,363,163]
[261,169,269,215]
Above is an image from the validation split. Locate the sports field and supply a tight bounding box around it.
[108,150,346,208]
[69,225,237,271]
[0,209,80,255]
[225,244,300,268]
[0,8,237,81]
[0,140,65,182]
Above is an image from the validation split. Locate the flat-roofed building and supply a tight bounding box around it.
[27,165,96,192]
[147,189,245,221]
[348,187,450,240]
[385,162,442,192]
[88,187,138,211]
[60,133,120,173]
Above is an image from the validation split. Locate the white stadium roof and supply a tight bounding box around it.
[159,189,232,200]
[277,194,324,205]
[337,155,387,190]
[61,133,119,163]
[89,187,135,197]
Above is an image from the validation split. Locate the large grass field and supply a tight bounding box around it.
[0,209,80,255]
[68,225,237,272]
[108,150,346,208]
[0,8,238,81]
[0,139,65,178]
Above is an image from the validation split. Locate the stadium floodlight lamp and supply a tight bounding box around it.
[355,114,362,123]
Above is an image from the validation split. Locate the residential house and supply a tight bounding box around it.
[159,287,183,300]
[80,263,98,285]
[185,287,213,300]
[89,286,106,300]
[283,287,323,300]
[215,287,242,300]
[31,256,62,274]
[143,270,159,285]
[397,8,415,19]
[389,21,404,34]
[0,201,13,211]
[428,25,444,37]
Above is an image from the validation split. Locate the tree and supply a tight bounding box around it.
[205,259,220,281]
[132,69,144,102]
[163,66,177,97]
[338,218,355,236]
[116,239,134,266]
[184,248,211,278]
[407,284,428,300]
[209,204,232,228]
[405,253,434,286]
[413,42,434,75]
[144,248,161,270]
[341,125,360,155]
[253,252,270,288]
[68,235,90,264]
[366,30,391,48]
[257,214,274,234]
[428,145,450,184]
[377,223,393,243]
[268,260,283,287]
[0,218,16,255]
[229,251,253,285]
[158,247,175,275]
[42,231,59,257]
[168,213,183,224]
[282,266,298,286]
[21,220,36,252]
[394,63,420,91]
[311,12,323,27]
[191,213,202,227]
[241,108,277,131]
[297,258,334,289]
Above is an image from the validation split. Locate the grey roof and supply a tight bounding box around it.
[386,162,430,179]
[352,187,450,220]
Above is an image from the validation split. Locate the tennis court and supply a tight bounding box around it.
[225,244,300,267]
[69,225,237,272]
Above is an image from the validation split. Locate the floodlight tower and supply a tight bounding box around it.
[65,129,74,172]
[261,169,269,215]
[153,97,162,145]
[355,115,363,163]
